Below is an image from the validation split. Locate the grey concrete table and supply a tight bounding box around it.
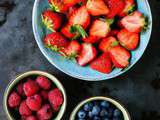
[0,0,160,120]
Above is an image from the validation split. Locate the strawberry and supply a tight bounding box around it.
[118,0,135,17]
[42,10,62,32]
[82,35,99,43]
[108,29,119,36]
[117,29,139,50]
[63,40,81,59]
[44,32,68,52]
[64,0,81,7]
[86,0,109,16]
[77,43,97,66]
[89,19,113,39]
[90,53,112,74]
[109,45,131,68]
[121,11,147,33]
[99,36,119,52]
[106,0,125,18]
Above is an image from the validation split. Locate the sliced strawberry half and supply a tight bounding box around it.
[77,43,97,66]
[109,45,131,68]
[42,10,62,32]
[99,36,119,52]
[90,53,112,74]
[121,11,147,33]
[64,0,81,7]
[82,35,99,43]
[117,29,139,50]
[86,0,109,16]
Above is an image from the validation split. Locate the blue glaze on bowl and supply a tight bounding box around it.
[32,0,152,81]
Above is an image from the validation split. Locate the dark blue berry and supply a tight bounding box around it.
[100,101,110,108]
[100,109,109,117]
[113,117,121,120]
[77,110,86,119]
[113,109,121,117]
[92,105,101,116]
[108,108,114,118]
[93,116,101,120]
[84,102,93,111]
[88,111,93,118]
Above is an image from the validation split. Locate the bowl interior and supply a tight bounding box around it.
[3,71,67,120]
[32,0,152,81]
[70,97,130,120]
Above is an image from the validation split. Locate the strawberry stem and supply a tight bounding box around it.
[106,18,115,25]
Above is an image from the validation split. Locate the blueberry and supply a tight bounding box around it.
[100,101,110,108]
[92,105,101,116]
[113,117,121,120]
[77,110,86,119]
[84,102,93,111]
[88,111,93,118]
[93,116,101,120]
[100,109,109,117]
[108,108,114,118]
[113,109,121,117]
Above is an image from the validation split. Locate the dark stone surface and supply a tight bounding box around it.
[0,0,160,120]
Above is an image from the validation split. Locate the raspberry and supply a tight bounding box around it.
[8,91,21,108]
[16,82,25,96]
[40,90,48,100]
[26,115,37,120]
[19,100,32,116]
[26,94,42,111]
[48,88,63,111]
[37,104,53,120]
[36,76,51,90]
[23,80,40,96]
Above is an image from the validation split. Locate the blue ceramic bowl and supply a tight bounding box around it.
[32,0,152,81]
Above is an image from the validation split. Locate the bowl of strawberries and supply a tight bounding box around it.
[32,0,152,81]
[3,71,67,120]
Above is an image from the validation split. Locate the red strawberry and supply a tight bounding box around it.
[64,0,81,7]
[16,82,25,96]
[86,0,109,16]
[99,36,119,52]
[117,29,139,50]
[42,10,62,32]
[89,19,112,39]
[63,40,81,59]
[36,76,51,90]
[121,11,146,33]
[19,100,32,116]
[26,116,37,120]
[90,53,112,74]
[106,0,125,18]
[109,45,131,68]
[118,0,135,17]
[8,91,21,108]
[67,6,78,18]
[108,29,119,36]
[82,35,99,43]
[44,32,68,52]
[77,43,97,66]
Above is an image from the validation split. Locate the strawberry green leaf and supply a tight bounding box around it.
[111,41,119,47]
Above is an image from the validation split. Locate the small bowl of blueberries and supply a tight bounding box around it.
[70,96,131,120]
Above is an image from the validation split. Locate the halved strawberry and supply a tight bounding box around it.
[82,35,99,43]
[86,0,109,16]
[109,45,131,68]
[117,29,139,50]
[44,32,68,52]
[89,19,113,39]
[118,0,135,17]
[121,11,147,33]
[99,36,119,52]
[90,53,112,74]
[77,43,97,66]
[64,0,81,7]
[63,40,81,59]
[106,0,125,18]
[42,10,62,32]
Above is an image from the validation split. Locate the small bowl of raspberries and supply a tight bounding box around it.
[3,71,66,120]
[70,96,130,120]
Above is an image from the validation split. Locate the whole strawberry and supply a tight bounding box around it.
[36,76,51,90]
[42,10,62,32]
[8,91,21,108]
[48,88,63,111]
[23,80,40,97]
[16,82,25,96]
[19,100,32,116]
[26,94,42,111]
[26,115,37,120]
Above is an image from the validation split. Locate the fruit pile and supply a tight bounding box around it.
[7,75,63,120]
[76,100,123,120]
[42,0,147,74]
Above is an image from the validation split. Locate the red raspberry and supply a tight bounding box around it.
[36,76,51,90]
[40,90,48,100]
[8,91,21,108]
[16,82,25,96]
[19,100,32,116]
[48,88,63,111]
[37,104,53,120]
[23,80,40,96]
[26,94,42,111]
[26,115,37,120]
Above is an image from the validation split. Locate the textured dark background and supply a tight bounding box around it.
[0,0,160,120]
